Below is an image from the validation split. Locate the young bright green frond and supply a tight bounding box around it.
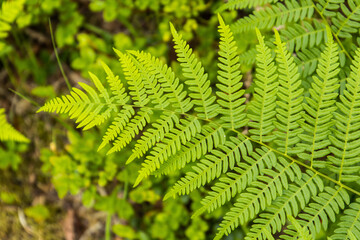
[164,136,253,200]
[128,51,193,113]
[247,29,278,143]
[156,123,226,176]
[135,117,201,186]
[328,47,360,182]
[127,53,169,109]
[231,0,314,33]
[246,171,323,240]
[114,49,149,106]
[331,198,360,239]
[297,30,340,168]
[100,61,129,104]
[281,187,349,239]
[273,29,304,155]
[107,109,152,155]
[0,0,25,39]
[218,0,279,11]
[38,72,119,131]
[98,106,135,151]
[127,112,179,163]
[215,158,301,240]
[170,23,219,120]
[216,15,247,129]
[0,108,29,143]
[193,147,276,218]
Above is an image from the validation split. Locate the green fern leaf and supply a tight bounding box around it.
[127,53,169,109]
[0,108,29,143]
[318,0,360,39]
[281,187,349,239]
[127,112,179,163]
[216,15,247,129]
[218,0,280,11]
[98,106,135,151]
[297,28,340,168]
[155,123,226,176]
[273,28,304,155]
[280,21,327,53]
[247,29,278,143]
[38,67,120,131]
[231,0,314,33]
[107,109,153,155]
[214,157,301,240]
[164,135,253,200]
[193,147,276,218]
[135,117,201,186]
[331,198,360,239]
[128,51,193,113]
[114,49,149,106]
[170,23,219,120]
[246,171,323,239]
[328,47,360,182]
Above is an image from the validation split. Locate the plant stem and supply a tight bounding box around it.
[105,213,112,240]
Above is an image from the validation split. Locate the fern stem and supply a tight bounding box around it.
[48,19,72,91]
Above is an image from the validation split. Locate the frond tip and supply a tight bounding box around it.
[0,108,29,143]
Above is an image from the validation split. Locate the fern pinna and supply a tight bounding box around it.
[39,15,360,239]
[0,108,29,143]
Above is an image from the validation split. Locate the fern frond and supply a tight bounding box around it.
[135,117,202,186]
[216,15,247,129]
[280,21,326,53]
[164,136,253,200]
[127,53,169,109]
[287,215,313,240]
[231,0,314,33]
[107,109,153,155]
[0,0,25,38]
[218,0,280,11]
[214,157,302,240]
[318,0,360,39]
[295,47,323,78]
[273,29,304,155]
[170,23,219,120]
[156,123,226,176]
[127,112,179,163]
[0,108,29,143]
[332,198,360,239]
[316,0,343,17]
[239,48,258,65]
[128,51,193,113]
[245,171,323,239]
[100,61,129,104]
[114,49,149,106]
[247,29,278,143]
[98,106,135,151]
[281,187,349,239]
[38,68,121,130]
[297,28,340,168]
[328,47,360,182]
[193,147,276,218]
